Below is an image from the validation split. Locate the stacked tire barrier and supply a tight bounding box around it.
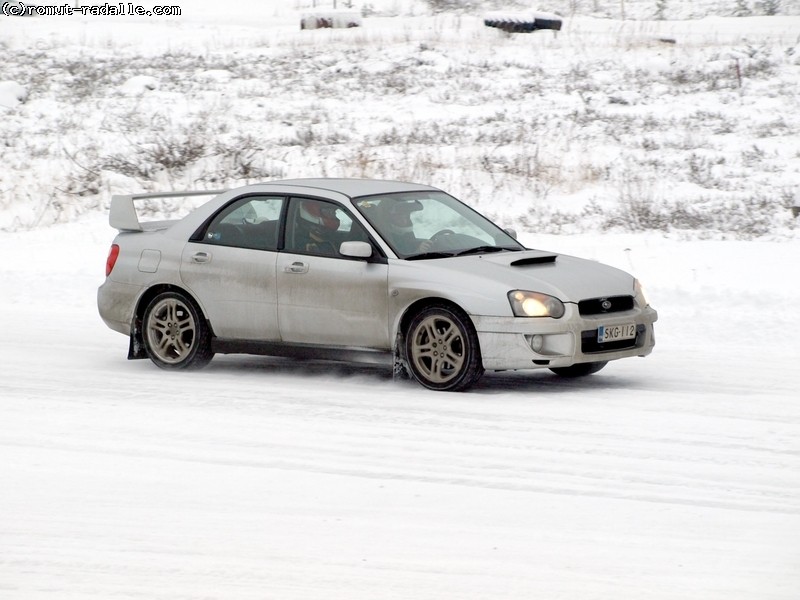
[484,11,563,33]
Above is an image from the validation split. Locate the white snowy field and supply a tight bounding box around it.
[2,2,799,234]
[1,214,799,599]
[1,0,800,598]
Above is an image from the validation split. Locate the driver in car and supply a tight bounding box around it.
[382,200,433,256]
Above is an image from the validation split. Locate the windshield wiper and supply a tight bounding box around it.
[404,251,456,261]
[454,246,519,257]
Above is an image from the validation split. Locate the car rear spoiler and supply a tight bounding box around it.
[109,190,226,231]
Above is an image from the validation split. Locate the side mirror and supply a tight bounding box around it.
[339,241,373,259]
[504,228,518,240]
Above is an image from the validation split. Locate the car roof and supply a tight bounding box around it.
[262,178,440,199]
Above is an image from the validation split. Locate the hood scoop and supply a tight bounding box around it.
[510,255,557,267]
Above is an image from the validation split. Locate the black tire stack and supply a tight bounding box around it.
[484,13,562,33]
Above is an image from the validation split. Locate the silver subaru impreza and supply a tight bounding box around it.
[98,178,657,391]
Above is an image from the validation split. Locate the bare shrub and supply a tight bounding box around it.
[59,146,102,197]
[57,59,112,101]
[423,0,483,14]
[102,115,209,182]
[582,171,790,238]
[519,206,583,235]
[608,174,671,231]
[199,134,288,184]
[687,153,726,189]
[756,0,780,15]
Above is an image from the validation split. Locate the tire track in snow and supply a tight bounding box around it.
[4,390,798,517]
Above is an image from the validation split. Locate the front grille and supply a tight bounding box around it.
[578,295,634,316]
[581,324,645,353]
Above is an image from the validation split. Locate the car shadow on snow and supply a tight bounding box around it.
[204,355,644,395]
[206,355,394,381]
[474,370,644,395]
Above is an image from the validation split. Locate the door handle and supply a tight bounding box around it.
[284,261,309,274]
[191,251,211,263]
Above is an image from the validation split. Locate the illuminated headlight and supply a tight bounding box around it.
[508,290,565,318]
[634,278,650,307]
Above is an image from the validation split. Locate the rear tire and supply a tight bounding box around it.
[550,361,607,378]
[404,304,483,391]
[143,291,213,370]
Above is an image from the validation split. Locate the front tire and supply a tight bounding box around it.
[404,304,483,391]
[143,291,213,370]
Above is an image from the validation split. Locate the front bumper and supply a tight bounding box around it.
[472,305,657,371]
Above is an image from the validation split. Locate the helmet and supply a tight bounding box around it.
[386,200,422,235]
[299,200,340,239]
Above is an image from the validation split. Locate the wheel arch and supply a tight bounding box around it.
[128,284,212,359]
[392,296,481,380]
[397,297,484,391]
[397,296,473,339]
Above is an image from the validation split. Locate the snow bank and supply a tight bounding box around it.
[0,81,28,109]
[119,75,159,95]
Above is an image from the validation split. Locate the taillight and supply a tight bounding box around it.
[105,244,120,277]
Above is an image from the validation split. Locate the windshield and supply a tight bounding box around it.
[353,191,524,259]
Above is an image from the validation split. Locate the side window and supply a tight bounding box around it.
[204,196,284,251]
[285,198,370,257]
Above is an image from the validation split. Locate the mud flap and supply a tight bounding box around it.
[392,329,410,381]
[127,319,147,360]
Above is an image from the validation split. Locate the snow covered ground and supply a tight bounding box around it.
[2,213,798,599]
[1,1,800,598]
